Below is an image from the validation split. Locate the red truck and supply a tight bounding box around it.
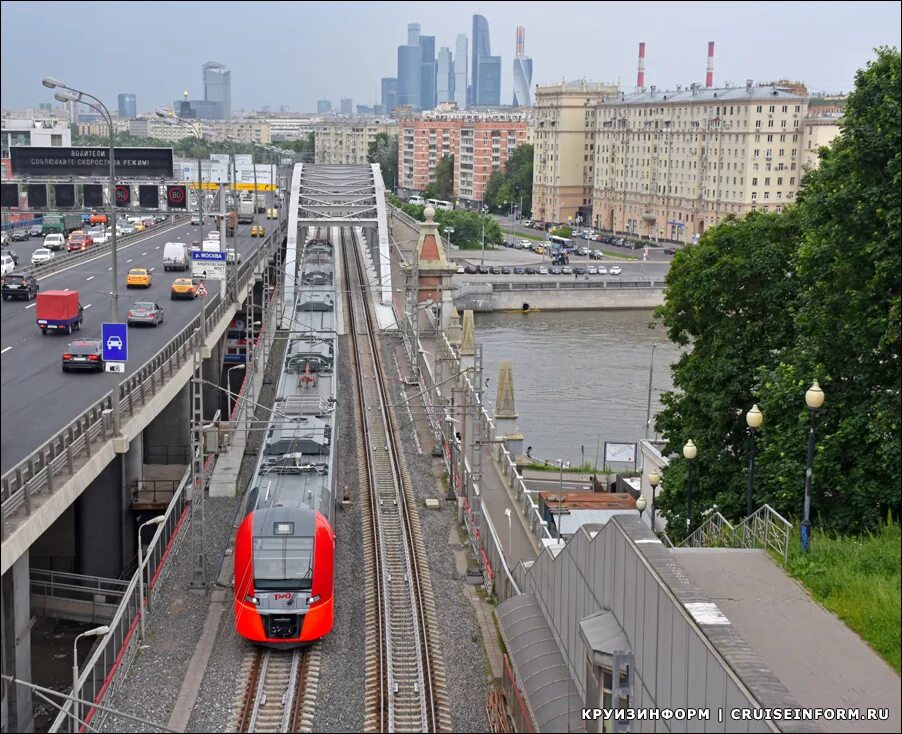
[36,290,84,335]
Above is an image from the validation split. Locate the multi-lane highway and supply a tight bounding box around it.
[0,217,272,473]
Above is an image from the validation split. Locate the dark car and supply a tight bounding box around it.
[10,229,29,242]
[500,266,511,274]
[463,265,478,274]
[1,273,39,301]
[549,266,562,275]
[127,301,164,327]
[477,265,490,274]
[62,340,104,372]
[663,247,677,255]
[28,225,44,238]
[524,266,537,275]
[489,265,502,274]
[573,266,587,275]
[513,266,526,274]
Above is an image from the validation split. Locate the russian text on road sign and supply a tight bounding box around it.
[101,322,128,362]
[191,250,226,280]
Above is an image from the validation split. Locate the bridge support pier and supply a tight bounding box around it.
[1,550,34,734]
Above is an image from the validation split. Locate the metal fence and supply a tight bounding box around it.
[30,569,129,624]
[680,504,792,565]
[0,219,287,539]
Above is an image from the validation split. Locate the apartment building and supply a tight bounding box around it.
[314,121,397,164]
[203,120,272,144]
[592,82,813,242]
[800,114,842,173]
[1,118,71,157]
[531,80,617,227]
[398,110,528,202]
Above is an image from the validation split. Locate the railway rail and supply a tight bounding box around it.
[341,227,451,732]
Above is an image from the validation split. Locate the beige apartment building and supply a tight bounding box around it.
[800,115,842,173]
[591,82,826,242]
[315,121,397,164]
[531,80,618,227]
[203,120,272,144]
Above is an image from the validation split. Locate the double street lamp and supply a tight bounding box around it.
[43,77,122,437]
[801,381,825,553]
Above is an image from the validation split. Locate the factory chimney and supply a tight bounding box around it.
[637,42,646,90]
[705,41,715,88]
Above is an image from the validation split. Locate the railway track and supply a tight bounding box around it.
[341,227,451,732]
[232,645,319,733]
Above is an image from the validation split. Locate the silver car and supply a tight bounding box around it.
[31,248,54,265]
[126,301,164,327]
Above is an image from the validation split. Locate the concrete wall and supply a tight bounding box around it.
[143,382,191,464]
[28,506,76,573]
[74,458,123,579]
[454,282,665,312]
[1,551,33,734]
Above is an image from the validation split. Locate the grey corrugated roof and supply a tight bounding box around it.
[604,86,804,105]
[578,611,630,667]
[496,594,585,733]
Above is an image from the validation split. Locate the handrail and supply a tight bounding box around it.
[681,511,736,549]
[0,218,287,539]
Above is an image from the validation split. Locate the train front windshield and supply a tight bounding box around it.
[253,536,314,590]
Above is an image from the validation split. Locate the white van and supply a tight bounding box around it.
[201,240,222,253]
[43,233,65,251]
[163,242,189,271]
[408,195,425,206]
[1,253,15,276]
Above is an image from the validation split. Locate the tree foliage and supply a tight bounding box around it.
[367,132,398,192]
[483,144,533,216]
[550,226,573,238]
[390,199,502,248]
[654,48,901,538]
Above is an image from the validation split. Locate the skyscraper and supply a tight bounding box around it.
[477,56,501,106]
[408,22,421,46]
[317,99,332,114]
[381,77,399,115]
[471,14,491,106]
[420,35,436,111]
[340,98,353,114]
[436,48,452,104]
[454,34,468,109]
[203,61,231,119]
[512,26,533,107]
[397,45,422,109]
[117,93,137,119]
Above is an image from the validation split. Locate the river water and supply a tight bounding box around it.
[474,309,682,469]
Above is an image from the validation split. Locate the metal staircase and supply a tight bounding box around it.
[672,504,793,564]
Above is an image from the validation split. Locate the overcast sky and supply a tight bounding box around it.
[2,1,899,114]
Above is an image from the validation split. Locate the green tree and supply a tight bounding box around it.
[367,132,398,192]
[550,226,573,238]
[653,211,802,534]
[434,155,455,200]
[483,144,533,216]
[756,47,901,533]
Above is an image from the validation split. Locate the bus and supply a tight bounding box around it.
[426,198,453,211]
[549,235,573,249]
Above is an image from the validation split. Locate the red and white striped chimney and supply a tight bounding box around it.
[637,42,646,90]
[705,41,715,88]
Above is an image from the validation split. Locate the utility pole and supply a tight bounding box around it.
[645,344,658,439]
[189,303,208,592]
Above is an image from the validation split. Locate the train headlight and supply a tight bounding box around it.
[307,595,321,605]
[244,594,260,606]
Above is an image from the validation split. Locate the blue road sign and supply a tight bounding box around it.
[102,322,128,362]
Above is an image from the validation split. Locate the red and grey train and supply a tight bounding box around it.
[234,237,339,646]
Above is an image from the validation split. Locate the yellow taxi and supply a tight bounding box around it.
[134,221,146,232]
[266,208,277,219]
[170,277,199,300]
[126,267,152,288]
[251,225,265,237]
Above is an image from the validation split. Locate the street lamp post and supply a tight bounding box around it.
[636,495,647,520]
[648,471,661,533]
[645,343,658,439]
[137,516,165,641]
[683,439,697,535]
[745,404,763,517]
[72,625,110,728]
[558,458,564,539]
[504,507,512,560]
[44,77,121,436]
[226,363,246,415]
[801,381,825,553]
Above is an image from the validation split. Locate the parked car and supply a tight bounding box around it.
[549,266,562,275]
[489,265,501,274]
[597,266,608,275]
[476,265,490,274]
[127,301,164,327]
[1,273,39,300]
[561,266,573,275]
[524,266,537,275]
[513,266,526,274]
[663,247,677,255]
[456,265,465,274]
[573,266,586,276]
[31,248,55,265]
[500,266,511,274]
[538,266,549,275]
[62,339,103,372]
[609,265,623,275]
[587,266,598,275]
[519,239,531,248]
[126,268,152,288]
[464,265,478,274]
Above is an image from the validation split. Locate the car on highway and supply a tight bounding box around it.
[226,248,241,264]
[1,231,10,247]
[170,277,199,300]
[251,225,265,237]
[126,268,152,288]
[519,239,531,248]
[91,230,111,245]
[3,250,19,267]
[609,265,622,276]
[266,208,278,219]
[127,301,164,327]
[523,220,533,227]
[190,214,202,225]
[31,248,55,265]
[1,273,39,301]
[62,339,104,372]
[1,253,15,276]
[67,232,94,252]
[28,224,44,238]
[10,228,29,242]
[43,234,65,251]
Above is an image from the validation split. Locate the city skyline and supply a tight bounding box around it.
[1,1,899,114]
